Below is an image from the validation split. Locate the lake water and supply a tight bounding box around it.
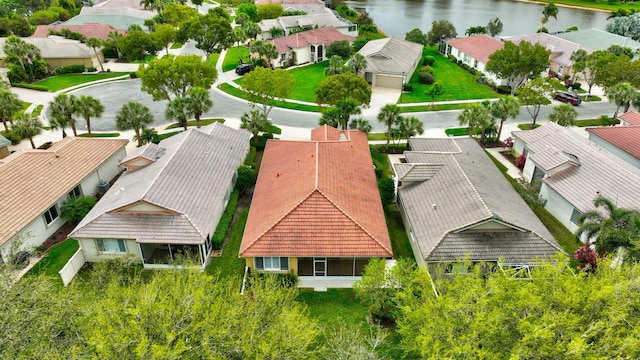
[345,0,611,38]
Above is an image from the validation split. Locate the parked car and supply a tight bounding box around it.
[235,64,252,75]
[555,91,582,105]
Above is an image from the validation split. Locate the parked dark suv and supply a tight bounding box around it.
[555,91,582,105]
[235,64,252,75]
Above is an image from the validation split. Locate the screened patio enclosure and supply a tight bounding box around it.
[139,242,210,268]
[298,257,370,276]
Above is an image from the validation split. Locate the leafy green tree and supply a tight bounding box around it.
[549,103,578,126]
[377,104,402,149]
[184,87,212,128]
[240,108,272,144]
[236,3,259,22]
[236,164,257,195]
[405,28,427,45]
[258,3,283,19]
[136,126,158,145]
[424,81,445,109]
[458,103,492,143]
[116,101,154,147]
[486,41,551,95]
[398,116,424,149]
[50,93,78,137]
[606,12,640,41]
[325,55,345,75]
[465,25,487,36]
[242,67,295,118]
[426,20,457,46]
[0,89,22,131]
[73,95,104,135]
[315,72,371,107]
[486,17,503,37]
[166,97,190,130]
[235,12,250,27]
[319,106,341,128]
[106,30,123,59]
[138,54,217,101]
[12,112,42,149]
[569,48,587,83]
[541,3,559,29]
[516,77,563,126]
[153,23,177,56]
[607,82,638,117]
[242,21,261,41]
[119,29,160,62]
[248,40,278,67]
[84,37,104,72]
[574,50,609,96]
[325,40,352,58]
[178,8,234,60]
[61,196,96,223]
[347,53,367,75]
[490,96,520,141]
[160,3,198,26]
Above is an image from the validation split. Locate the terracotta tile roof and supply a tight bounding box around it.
[268,26,355,53]
[240,126,393,257]
[445,35,504,64]
[0,137,128,247]
[32,24,126,40]
[618,111,640,126]
[587,126,640,160]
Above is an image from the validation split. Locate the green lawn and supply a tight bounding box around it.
[32,104,43,116]
[218,83,319,112]
[170,42,184,49]
[517,123,542,130]
[222,46,250,72]
[445,127,477,136]
[78,132,120,138]
[400,102,474,113]
[574,118,619,127]
[286,61,330,102]
[207,207,249,278]
[533,0,640,11]
[25,239,79,279]
[401,46,497,103]
[165,118,225,129]
[33,72,129,91]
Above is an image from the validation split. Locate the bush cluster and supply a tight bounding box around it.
[52,65,85,75]
[13,83,49,91]
[211,189,239,250]
[1,130,21,145]
[418,71,435,84]
[422,55,435,66]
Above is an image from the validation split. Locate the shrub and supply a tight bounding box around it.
[358,24,378,36]
[496,85,512,94]
[418,71,435,84]
[61,196,97,223]
[378,177,395,206]
[8,64,27,84]
[0,130,21,145]
[129,72,137,78]
[52,64,85,75]
[88,67,97,72]
[574,245,597,273]
[352,38,369,52]
[326,40,352,58]
[13,83,49,91]
[515,153,526,168]
[420,66,433,74]
[402,83,413,92]
[422,55,435,66]
[236,164,257,195]
[447,54,456,62]
[211,189,239,250]
[571,82,581,90]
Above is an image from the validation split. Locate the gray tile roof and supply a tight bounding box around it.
[529,147,580,172]
[80,6,155,19]
[0,36,94,59]
[62,15,146,30]
[0,134,10,147]
[397,137,562,264]
[70,123,251,245]
[121,142,164,164]
[512,122,640,213]
[554,28,640,55]
[502,33,588,67]
[394,163,444,182]
[358,37,424,75]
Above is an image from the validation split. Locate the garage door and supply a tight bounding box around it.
[375,74,402,89]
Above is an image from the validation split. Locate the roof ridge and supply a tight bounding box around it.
[451,153,494,217]
[316,189,393,255]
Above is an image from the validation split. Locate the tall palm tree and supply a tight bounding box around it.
[607,82,638,117]
[3,35,41,79]
[74,95,105,135]
[107,31,123,59]
[85,37,105,72]
[166,97,190,130]
[377,104,402,149]
[50,94,78,137]
[576,196,640,256]
[569,49,587,83]
[12,112,43,149]
[185,87,212,128]
[242,22,261,41]
[233,27,248,62]
[398,116,424,149]
[325,55,345,75]
[490,96,520,142]
[0,90,23,131]
[240,109,271,144]
[348,53,367,75]
[49,116,69,139]
[548,104,578,127]
[116,101,154,147]
[458,103,492,144]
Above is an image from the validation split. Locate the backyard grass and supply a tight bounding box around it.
[399,102,474,113]
[78,132,120,137]
[518,123,542,130]
[25,239,79,279]
[222,46,250,72]
[218,83,319,112]
[33,72,129,91]
[206,207,249,278]
[165,118,224,129]
[401,46,498,104]
[574,118,619,127]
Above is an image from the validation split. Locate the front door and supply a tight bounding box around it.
[314,257,327,276]
[317,45,323,62]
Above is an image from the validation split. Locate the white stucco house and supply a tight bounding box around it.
[444,34,506,86]
[267,26,355,67]
[257,7,357,40]
[512,123,640,232]
[0,137,127,263]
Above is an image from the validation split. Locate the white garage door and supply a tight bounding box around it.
[375,74,403,89]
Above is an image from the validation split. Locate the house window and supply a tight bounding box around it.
[255,257,289,271]
[570,208,582,225]
[95,239,127,253]
[557,65,565,75]
[463,54,471,64]
[68,185,82,199]
[280,53,286,62]
[43,205,59,225]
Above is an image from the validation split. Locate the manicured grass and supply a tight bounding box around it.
[399,102,474,113]
[218,83,320,112]
[445,127,478,136]
[32,104,43,116]
[209,53,220,67]
[532,0,640,11]
[367,132,387,141]
[574,118,619,127]
[517,123,542,130]
[170,42,183,49]
[78,132,120,137]
[155,130,182,141]
[385,205,414,259]
[222,46,250,72]
[25,239,79,279]
[285,61,330,102]
[165,118,225,129]
[33,72,129,91]
[370,146,394,178]
[206,207,249,278]
[401,46,497,103]
[582,95,601,102]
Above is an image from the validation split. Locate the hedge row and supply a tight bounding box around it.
[13,83,49,91]
[52,64,85,75]
[211,189,240,250]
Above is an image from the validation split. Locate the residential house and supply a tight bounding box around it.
[69,123,251,269]
[554,28,640,58]
[32,23,126,41]
[512,123,640,232]
[255,0,327,14]
[257,8,357,40]
[0,137,127,263]
[79,5,155,20]
[0,36,100,69]
[267,26,355,67]
[395,137,563,276]
[586,112,640,169]
[61,15,146,31]
[358,37,423,89]
[444,35,506,85]
[0,134,11,159]
[618,111,640,126]
[502,33,590,78]
[92,0,146,10]
[239,126,393,284]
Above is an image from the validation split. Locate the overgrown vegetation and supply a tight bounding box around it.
[211,189,239,250]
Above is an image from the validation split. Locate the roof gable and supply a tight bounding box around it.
[618,111,640,126]
[268,26,355,53]
[446,35,504,63]
[358,37,424,74]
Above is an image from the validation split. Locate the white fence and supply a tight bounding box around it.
[59,248,86,286]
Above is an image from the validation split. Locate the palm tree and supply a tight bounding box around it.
[349,118,372,133]
[3,35,41,80]
[166,97,190,130]
[0,90,23,131]
[49,116,69,139]
[325,55,345,75]
[335,98,361,130]
[377,104,402,149]
[243,22,261,41]
[12,112,43,149]
[319,107,341,129]
[348,53,367,75]
[240,109,271,144]
[116,101,154,147]
[50,94,78,137]
[134,126,158,145]
[73,95,105,135]
[398,116,424,149]
[185,87,212,128]
[425,81,445,109]
[490,96,520,142]
[458,103,492,144]
[607,82,638,117]
[541,3,558,27]
[107,31,123,59]
[233,27,248,62]
[549,104,578,127]
[576,196,640,256]
[85,37,104,72]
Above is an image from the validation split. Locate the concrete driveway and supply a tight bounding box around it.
[362,87,401,117]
